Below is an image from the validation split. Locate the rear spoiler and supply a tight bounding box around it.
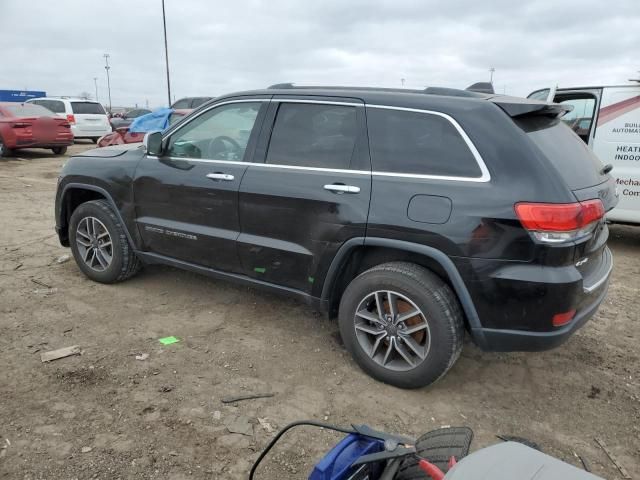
[487,95,573,118]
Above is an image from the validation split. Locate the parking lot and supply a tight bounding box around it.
[0,143,638,479]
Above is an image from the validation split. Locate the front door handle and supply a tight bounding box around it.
[206,173,235,181]
[324,184,360,194]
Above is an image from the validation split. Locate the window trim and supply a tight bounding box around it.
[158,97,490,182]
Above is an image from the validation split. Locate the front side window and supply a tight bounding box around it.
[165,102,261,160]
[367,108,481,178]
[266,103,358,169]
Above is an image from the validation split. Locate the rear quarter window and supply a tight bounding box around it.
[366,108,482,178]
[518,117,606,190]
[71,102,106,115]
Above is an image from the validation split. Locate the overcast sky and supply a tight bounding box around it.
[1,0,638,108]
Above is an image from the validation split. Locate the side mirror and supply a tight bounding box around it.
[143,131,163,156]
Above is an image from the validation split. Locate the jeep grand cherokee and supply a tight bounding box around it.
[54,84,617,388]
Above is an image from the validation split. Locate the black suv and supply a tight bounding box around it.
[54,85,617,388]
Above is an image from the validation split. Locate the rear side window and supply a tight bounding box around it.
[71,102,105,115]
[33,99,65,113]
[4,103,54,117]
[367,108,481,178]
[518,117,606,190]
[191,97,211,108]
[266,103,358,169]
[172,98,191,109]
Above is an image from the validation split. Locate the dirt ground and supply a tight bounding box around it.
[0,142,638,480]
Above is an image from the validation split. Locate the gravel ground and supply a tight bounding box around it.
[1,142,638,479]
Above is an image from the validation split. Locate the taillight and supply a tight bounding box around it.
[515,199,605,243]
[552,309,576,327]
[66,114,76,124]
[11,122,31,128]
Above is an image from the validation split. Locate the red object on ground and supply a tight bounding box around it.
[0,102,73,152]
[418,459,446,480]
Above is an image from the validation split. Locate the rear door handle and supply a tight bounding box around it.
[324,184,360,194]
[206,173,235,181]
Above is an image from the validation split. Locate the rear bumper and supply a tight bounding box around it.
[473,276,609,351]
[465,247,613,352]
[71,124,111,138]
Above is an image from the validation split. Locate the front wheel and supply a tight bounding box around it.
[338,262,464,389]
[68,199,141,283]
[52,146,67,155]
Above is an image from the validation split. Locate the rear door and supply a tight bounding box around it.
[70,101,110,134]
[133,98,269,271]
[237,97,371,294]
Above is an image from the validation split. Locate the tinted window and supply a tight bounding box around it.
[126,109,151,118]
[166,102,261,160]
[518,117,606,190]
[71,102,106,115]
[33,99,65,113]
[367,108,481,177]
[4,103,54,117]
[172,98,191,109]
[266,103,358,169]
[191,97,212,108]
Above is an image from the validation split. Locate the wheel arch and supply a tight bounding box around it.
[58,183,135,248]
[321,237,487,348]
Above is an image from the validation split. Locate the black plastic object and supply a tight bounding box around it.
[396,427,474,479]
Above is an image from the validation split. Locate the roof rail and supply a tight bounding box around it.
[266,83,486,98]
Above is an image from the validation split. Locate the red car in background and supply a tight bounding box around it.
[0,102,73,157]
[97,109,190,147]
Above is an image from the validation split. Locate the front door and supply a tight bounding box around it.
[237,98,372,295]
[133,99,268,272]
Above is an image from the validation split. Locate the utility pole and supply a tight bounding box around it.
[401,78,405,87]
[93,77,99,103]
[161,0,172,106]
[489,67,495,84]
[104,54,112,114]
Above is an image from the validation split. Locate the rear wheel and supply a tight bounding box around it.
[0,137,13,157]
[52,146,67,155]
[69,199,141,283]
[338,262,464,389]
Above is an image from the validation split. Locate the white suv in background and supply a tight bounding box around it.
[26,97,111,143]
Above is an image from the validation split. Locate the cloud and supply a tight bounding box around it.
[0,0,637,108]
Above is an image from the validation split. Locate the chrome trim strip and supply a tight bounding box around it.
[273,98,363,107]
[157,98,490,183]
[168,157,370,175]
[583,247,613,294]
[366,104,491,182]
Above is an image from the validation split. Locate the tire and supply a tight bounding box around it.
[68,199,141,283]
[91,138,98,144]
[338,262,464,389]
[0,137,13,157]
[52,146,67,155]
[396,427,474,479]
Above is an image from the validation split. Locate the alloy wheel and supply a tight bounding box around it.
[354,290,431,371]
[75,216,113,272]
